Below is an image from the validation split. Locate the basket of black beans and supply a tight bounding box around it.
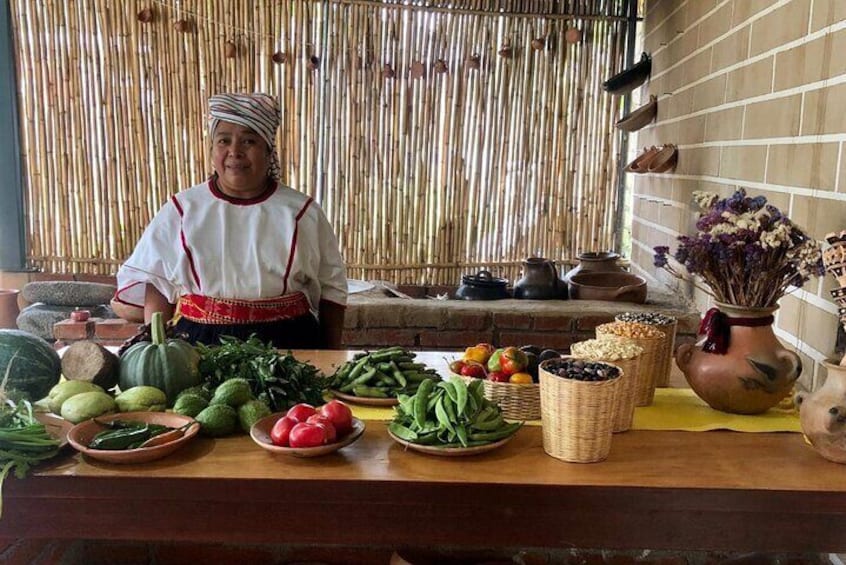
[538,358,622,463]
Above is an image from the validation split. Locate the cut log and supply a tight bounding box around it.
[60,340,119,390]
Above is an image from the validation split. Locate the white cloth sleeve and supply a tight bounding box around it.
[315,205,348,306]
[114,203,183,307]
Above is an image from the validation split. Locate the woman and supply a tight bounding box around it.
[114,93,348,349]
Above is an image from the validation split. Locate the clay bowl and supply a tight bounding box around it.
[647,144,678,173]
[67,412,200,464]
[603,52,652,95]
[568,272,647,304]
[616,95,657,132]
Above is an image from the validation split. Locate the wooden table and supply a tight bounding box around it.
[5,350,846,553]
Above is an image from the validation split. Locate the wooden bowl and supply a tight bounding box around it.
[250,413,366,457]
[647,144,678,173]
[616,95,657,132]
[603,52,651,95]
[67,412,199,464]
[568,272,647,303]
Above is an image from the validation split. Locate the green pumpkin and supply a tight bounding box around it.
[118,312,201,406]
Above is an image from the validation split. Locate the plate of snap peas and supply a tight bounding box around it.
[387,376,522,457]
[67,412,200,464]
[329,346,442,406]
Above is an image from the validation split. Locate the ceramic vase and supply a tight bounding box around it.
[796,361,846,464]
[675,302,801,415]
[0,289,20,329]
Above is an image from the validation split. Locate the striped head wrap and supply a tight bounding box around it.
[208,92,281,181]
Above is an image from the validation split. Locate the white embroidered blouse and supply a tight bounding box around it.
[115,179,348,314]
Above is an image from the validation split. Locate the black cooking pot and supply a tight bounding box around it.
[455,270,510,300]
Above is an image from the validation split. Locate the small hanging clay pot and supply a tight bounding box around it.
[137,8,154,23]
[173,19,192,33]
[272,51,288,64]
[434,59,448,74]
[565,27,582,44]
[382,63,395,79]
[224,41,237,58]
[308,55,320,70]
[498,45,513,58]
[410,61,426,79]
[466,54,481,69]
[531,37,545,51]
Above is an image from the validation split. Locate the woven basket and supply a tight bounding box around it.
[651,319,678,388]
[595,328,665,406]
[571,355,641,433]
[538,361,622,463]
[456,373,540,420]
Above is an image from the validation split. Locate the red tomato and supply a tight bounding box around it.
[448,359,466,374]
[307,414,338,443]
[288,423,327,448]
[460,363,486,379]
[499,347,529,376]
[286,403,317,423]
[487,370,509,382]
[318,399,354,436]
[269,416,297,447]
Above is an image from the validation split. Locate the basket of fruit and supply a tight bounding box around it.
[449,344,563,421]
[539,357,623,463]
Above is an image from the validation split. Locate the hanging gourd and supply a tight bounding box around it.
[118,312,201,406]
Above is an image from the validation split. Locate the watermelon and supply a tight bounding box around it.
[0,329,62,401]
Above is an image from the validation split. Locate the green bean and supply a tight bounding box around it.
[339,366,377,392]
[370,346,407,361]
[388,361,407,387]
[352,385,389,398]
[346,356,373,380]
[469,422,522,442]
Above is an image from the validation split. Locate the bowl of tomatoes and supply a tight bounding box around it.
[249,400,366,457]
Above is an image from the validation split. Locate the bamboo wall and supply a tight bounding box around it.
[9,0,629,285]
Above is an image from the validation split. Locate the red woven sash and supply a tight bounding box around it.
[178,292,310,325]
[699,307,774,354]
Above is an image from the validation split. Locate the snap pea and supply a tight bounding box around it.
[370,346,408,361]
[468,422,522,442]
[388,361,407,387]
[449,376,468,416]
[352,385,389,398]
[89,424,152,450]
[413,379,435,428]
[434,397,455,435]
[388,422,418,441]
[339,366,378,392]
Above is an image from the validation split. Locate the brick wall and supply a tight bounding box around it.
[53,290,700,356]
[631,0,846,391]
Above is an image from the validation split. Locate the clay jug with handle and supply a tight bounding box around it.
[675,302,801,415]
[513,257,560,300]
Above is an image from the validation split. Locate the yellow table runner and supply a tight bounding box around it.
[345,388,801,433]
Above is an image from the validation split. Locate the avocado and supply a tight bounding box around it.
[237,399,272,433]
[210,378,254,408]
[173,393,209,418]
[519,345,542,356]
[539,349,562,362]
[195,404,238,437]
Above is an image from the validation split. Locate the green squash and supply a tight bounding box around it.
[118,312,201,405]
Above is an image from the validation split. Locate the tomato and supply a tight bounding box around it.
[508,372,534,384]
[318,399,354,436]
[307,414,338,443]
[448,359,466,375]
[499,347,529,376]
[286,403,317,423]
[463,345,491,364]
[288,422,327,448]
[460,363,486,379]
[487,371,509,382]
[270,416,297,447]
[475,343,495,357]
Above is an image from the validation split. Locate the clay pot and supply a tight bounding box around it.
[0,289,20,329]
[568,273,647,304]
[563,251,625,283]
[624,146,661,173]
[796,360,846,464]
[455,271,510,301]
[616,95,658,132]
[513,258,561,300]
[647,144,678,173]
[676,302,801,415]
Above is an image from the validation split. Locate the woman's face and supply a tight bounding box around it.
[211,121,271,198]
